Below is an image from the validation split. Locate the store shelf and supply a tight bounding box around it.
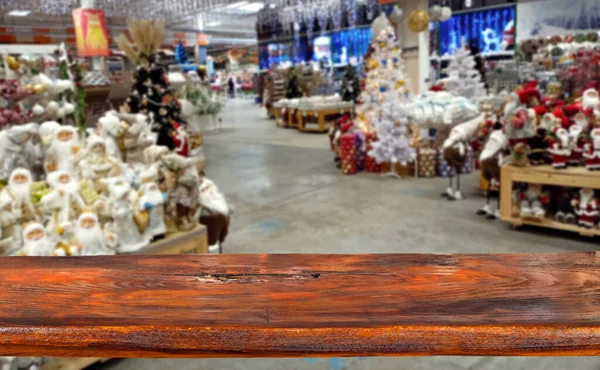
[500,165,600,236]
[504,215,600,237]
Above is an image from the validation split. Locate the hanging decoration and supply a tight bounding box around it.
[408,9,430,33]
[388,5,404,28]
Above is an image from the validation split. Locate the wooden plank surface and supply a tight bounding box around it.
[506,165,600,189]
[2,253,600,357]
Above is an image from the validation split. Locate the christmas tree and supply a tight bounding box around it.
[368,95,416,176]
[340,64,361,102]
[284,67,302,99]
[354,25,410,132]
[117,19,183,150]
[175,42,188,64]
[444,43,487,104]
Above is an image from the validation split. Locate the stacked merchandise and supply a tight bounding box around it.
[0,19,232,259]
[263,69,285,117]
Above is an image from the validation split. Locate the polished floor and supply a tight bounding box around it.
[99,99,600,370]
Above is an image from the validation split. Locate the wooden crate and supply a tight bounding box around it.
[500,165,600,237]
[42,225,208,370]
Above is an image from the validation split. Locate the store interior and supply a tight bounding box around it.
[1,0,600,368]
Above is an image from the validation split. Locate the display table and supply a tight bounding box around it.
[296,106,353,132]
[500,165,600,236]
[42,225,208,370]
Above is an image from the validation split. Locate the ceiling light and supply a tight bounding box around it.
[206,21,222,27]
[269,3,276,8]
[7,10,31,16]
[236,2,264,12]
[225,1,249,9]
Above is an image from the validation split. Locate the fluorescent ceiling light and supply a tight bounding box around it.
[270,3,276,8]
[225,1,249,9]
[206,20,222,27]
[237,2,264,12]
[7,10,31,16]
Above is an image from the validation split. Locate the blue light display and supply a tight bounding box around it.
[439,5,516,56]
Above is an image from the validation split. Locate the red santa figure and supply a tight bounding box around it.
[519,183,550,218]
[561,88,600,127]
[547,127,571,169]
[503,82,542,146]
[171,122,189,157]
[568,113,590,166]
[571,188,598,229]
[584,128,600,171]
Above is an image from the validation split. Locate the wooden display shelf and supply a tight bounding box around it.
[273,107,285,127]
[42,225,207,370]
[500,165,600,236]
[6,253,600,357]
[296,106,353,132]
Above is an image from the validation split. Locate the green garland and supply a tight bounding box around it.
[57,59,87,136]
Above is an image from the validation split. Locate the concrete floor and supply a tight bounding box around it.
[99,99,600,370]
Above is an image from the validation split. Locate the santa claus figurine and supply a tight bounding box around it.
[519,183,550,218]
[0,124,39,180]
[138,181,167,241]
[171,122,189,157]
[40,171,86,238]
[17,223,63,256]
[547,127,572,169]
[44,126,80,174]
[584,128,600,171]
[503,82,543,146]
[107,182,149,253]
[568,113,590,166]
[198,177,231,254]
[0,168,38,249]
[78,135,122,192]
[571,188,598,229]
[75,212,117,256]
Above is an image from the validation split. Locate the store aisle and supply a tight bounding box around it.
[98,99,600,370]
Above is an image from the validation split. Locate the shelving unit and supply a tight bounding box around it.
[500,165,600,237]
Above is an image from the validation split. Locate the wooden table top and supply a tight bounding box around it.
[1,253,600,357]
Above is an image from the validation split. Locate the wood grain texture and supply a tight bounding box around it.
[2,253,600,357]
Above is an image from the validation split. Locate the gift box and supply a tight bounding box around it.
[340,133,357,175]
[417,147,437,177]
[354,132,364,171]
[381,161,414,177]
[364,132,381,173]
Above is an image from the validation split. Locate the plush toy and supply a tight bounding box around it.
[584,128,600,170]
[519,183,550,218]
[571,188,598,229]
[547,127,571,169]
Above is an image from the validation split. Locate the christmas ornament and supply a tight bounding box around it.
[429,5,442,21]
[6,56,19,71]
[32,84,46,94]
[408,10,430,33]
[389,6,404,26]
[439,6,452,22]
[371,13,392,39]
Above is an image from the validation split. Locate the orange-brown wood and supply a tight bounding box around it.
[1,253,600,357]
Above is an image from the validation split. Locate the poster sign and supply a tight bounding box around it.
[517,0,600,41]
[72,8,110,57]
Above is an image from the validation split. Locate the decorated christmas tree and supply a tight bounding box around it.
[175,42,189,65]
[354,24,410,132]
[444,43,487,104]
[368,96,416,176]
[117,19,183,150]
[340,64,361,102]
[284,67,302,99]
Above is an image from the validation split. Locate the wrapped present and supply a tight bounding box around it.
[354,132,365,171]
[437,145,473,177]
[340,133,357,175]
[364,132,381,172]
[417,147,437,177]
[381,161,414,177]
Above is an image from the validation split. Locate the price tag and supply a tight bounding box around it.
[443,109,452,125]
